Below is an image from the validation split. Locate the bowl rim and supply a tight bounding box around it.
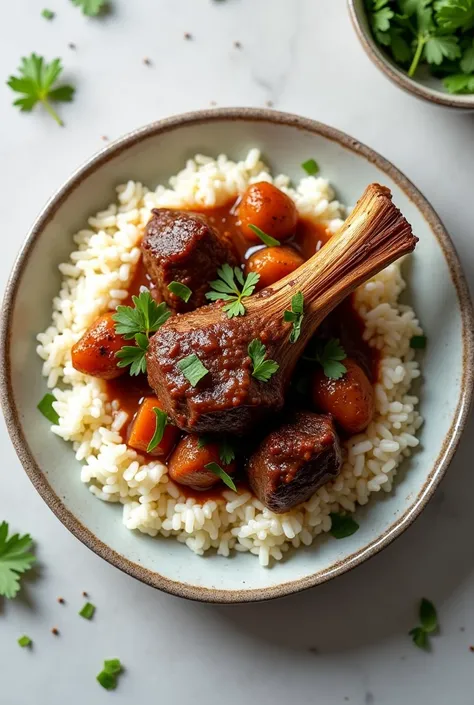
[1,107,473,603]
[347,0,474,110]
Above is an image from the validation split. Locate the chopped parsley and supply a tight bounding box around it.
[410,335,427,349]
[18,635,32,648]
[41,9,55,19]
[167,281,192,303]
[113,291,171,376]
[177,354,209,387]
[365,0,474,94]
[248,339,279,382]
[206,263,260,318]
[205,462,237,491]
[79,601,96,620]
[37,393,59,424]
[247,224,280,247]
[97,659,123,690]
[301,158,320,175]
[329,513,359,539]
[71,0,107,16]
[198,436,235,465]
[147,408,168,453]
[409,598,438,649]
[0,522,36,599]
[7,53,75,126]
[306,338,347,379]
[283,291,304,343]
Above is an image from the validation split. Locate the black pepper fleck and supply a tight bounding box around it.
[143,57,152,66]
[184,32,192,40]
[234,41,242,49]
[68,42,76,50]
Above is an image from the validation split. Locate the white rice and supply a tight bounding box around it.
[36,149,423,566]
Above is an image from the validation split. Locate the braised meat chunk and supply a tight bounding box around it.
[247,412,342,513]
[142,209,235,311]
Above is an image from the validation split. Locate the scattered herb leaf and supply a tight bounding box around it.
[218,438,235,465]
[97,658,123,690]
[205,462,237,491]
[42,9,55,19]
[71,0,107,16]
[410,626,429,649]
[0,522,36,599]
[167,281,192,303]
[283,291,304,343]
[301,158,320,175]
[410,335,427,349]
[104,659,123,675]
[248,339,279,382]
[305,338,347,379]
[7,54,75,126]
[147,408,168,453]
[329,513,360,539]
[247,224,281,247]
[177,354,209,387]
[37,393,59,424]
[420,598,438,633]
[18,635,32,647]
[79,601,96,620]
[206,263,260,318]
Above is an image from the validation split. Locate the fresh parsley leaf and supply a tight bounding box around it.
[301,158,320,175]
[79,601,96,620]
[42,9,55,19]
[390,29,413,63]
[116,333,148,376]
[18,635,32,647]
[177,354,209,387]
[435,0,474,31]
[104,659,123,675]
[147,408,168,453]
[37,393,59,424]
[329,513,359,539]
[425,34,461,65]
[248,339,279,382]
[247,224,281,247]
[167,281,192,303]
[71,0,107,16]
[410,626,429,649]
[410,335,427,349]
[218,438,235,465]
[372,6,394,32]
[306,338,347,379]
[197,435,210,449]
[7,54,75,126]
[283,291,304,343]
[205,462,237,491]
[419,598,438,633]
[444,71,474,91]
[97,658,123,690]
[0,522,36,599]
[460,42,474,72]
[206,263,260,318]
[113,291,171,339]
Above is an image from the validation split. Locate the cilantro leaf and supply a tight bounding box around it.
[435,0,474,31]
[0,522,36,599]
[205,462,237,491]
[167,281,192,303]
[444,71,474,91]
[79,601,96,620]
[115,333,148,376]
[410,626,429,649]
[248,339,279,382]
[419,598,438,633]
[37,393,59,424]
[283,291,304,343]
[206,264,260,318]
[71,0,107,16]
[7,53,75,126]
[177,354,209,387]
[306,338,347,379]
[425,35,461,65]
[329,513,360,539]
[372,6,394,32]
[247,225,281,247]
[460,42,474,72]
[147,408,168,453]
[302,158,320,175]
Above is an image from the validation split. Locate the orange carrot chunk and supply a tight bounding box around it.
[238,182,298,243]
[128,397,179,457]
[245,246,304,289]
[71,312,126,380]
[168,435,236,489]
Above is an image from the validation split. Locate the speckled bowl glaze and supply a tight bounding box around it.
[348,0,474,110]
[1,109,473,603]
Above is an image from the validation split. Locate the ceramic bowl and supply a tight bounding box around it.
[348,0,474,110]
[1,109,473,603]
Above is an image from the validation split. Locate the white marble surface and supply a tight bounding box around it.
[1,1,473,703]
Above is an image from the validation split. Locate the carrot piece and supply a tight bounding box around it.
[246,246,304,289]
[71,312,126,380]
[128,397,179,457]
[168,435,236,489]
[238,182,298,243]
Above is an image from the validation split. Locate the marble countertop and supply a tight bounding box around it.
[1,1,473,703]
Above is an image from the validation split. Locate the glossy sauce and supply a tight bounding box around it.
[106,198,378,502]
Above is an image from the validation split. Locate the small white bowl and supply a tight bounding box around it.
[348,0,474,110]
[1,109,473,602]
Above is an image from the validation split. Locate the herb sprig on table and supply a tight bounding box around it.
[0,522,36,599]
[365,0,474,94]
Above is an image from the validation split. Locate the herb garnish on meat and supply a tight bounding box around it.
[248,339,279,382]
[305,338,347,379]
[283,291,304,343]
[147,409,169,453]
[206,264,260,318]
[205,462,237,491]
[167,281,192,303]
[177,354,209,387]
